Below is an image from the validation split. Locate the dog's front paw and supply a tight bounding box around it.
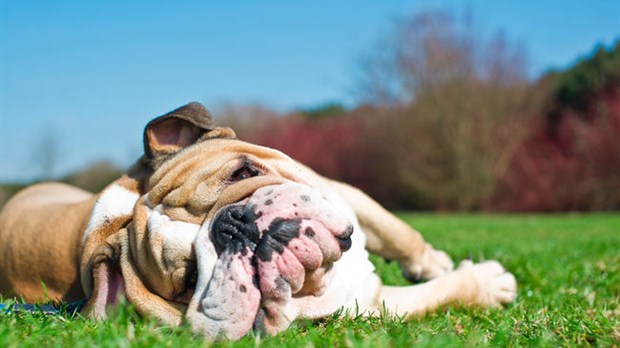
[457,260,517,307]
[400,243,454,282]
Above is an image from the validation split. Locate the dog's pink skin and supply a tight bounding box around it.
[286,234,323,271]
[247,184,351,334]
[192,182,353,339]
[251,184,351,240]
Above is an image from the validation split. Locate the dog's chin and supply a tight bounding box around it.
[185,248,261,341]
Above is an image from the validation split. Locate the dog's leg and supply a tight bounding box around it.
[328,180,453,281]
[365,260,517,318]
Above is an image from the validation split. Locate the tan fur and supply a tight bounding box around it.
[0,182,95,302]
[328,179,453,281]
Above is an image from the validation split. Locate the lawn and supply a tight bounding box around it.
[1,214,618,347]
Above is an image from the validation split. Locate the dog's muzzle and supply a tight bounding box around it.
[185,182,353,340]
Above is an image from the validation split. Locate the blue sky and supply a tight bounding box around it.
[1,0,619,182]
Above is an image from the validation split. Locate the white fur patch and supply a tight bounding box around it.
[293,183,379,318]
[83,184,140,241]
[193,220,218,302]
[147,205,201,250]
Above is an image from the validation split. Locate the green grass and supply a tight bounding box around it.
[1,214,618,347]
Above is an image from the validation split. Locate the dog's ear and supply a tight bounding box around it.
[143,102,236,164]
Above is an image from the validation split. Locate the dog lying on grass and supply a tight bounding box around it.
[0,102,516,340]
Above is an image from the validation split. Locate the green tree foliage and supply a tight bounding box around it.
[553,42,620,113]
[301,102,347,120]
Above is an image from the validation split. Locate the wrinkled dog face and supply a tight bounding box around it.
[130,138,354,339]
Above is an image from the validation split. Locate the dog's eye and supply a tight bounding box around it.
[230,165,260,182]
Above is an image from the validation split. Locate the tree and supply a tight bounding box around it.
[356,8,535,210]
[495,42,620,211]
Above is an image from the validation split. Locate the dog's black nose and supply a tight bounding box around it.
[211,205,261,254]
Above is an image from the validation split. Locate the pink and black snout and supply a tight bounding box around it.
[187,182,354,340]
[211,201,353,262]
[248,183,354,256]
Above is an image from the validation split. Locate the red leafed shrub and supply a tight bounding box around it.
[494,43,620,211]
[495,88,620,211]
[227,106,412,209]
[252,115,362,180]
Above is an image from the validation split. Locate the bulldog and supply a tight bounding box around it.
[0,103,517,340]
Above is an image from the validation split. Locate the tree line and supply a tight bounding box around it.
[2,9,617,212]
[221,10,620,211]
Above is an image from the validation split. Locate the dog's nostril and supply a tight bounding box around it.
[231,207,244,221]
[211,205,260,254]
[336,236,352,251]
